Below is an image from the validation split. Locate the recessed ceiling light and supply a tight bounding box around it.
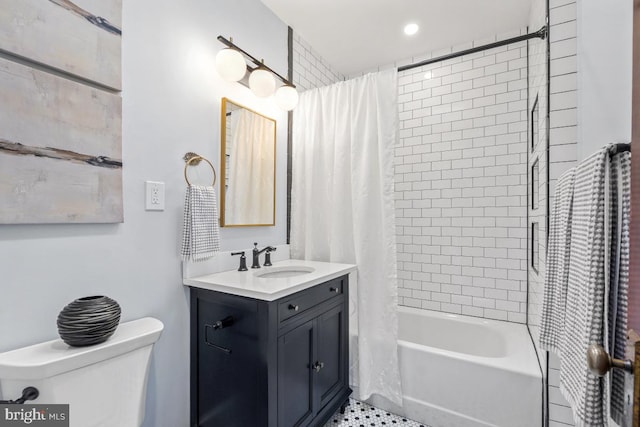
[404,23,419,36]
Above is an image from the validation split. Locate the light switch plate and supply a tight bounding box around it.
[145,181,165,211]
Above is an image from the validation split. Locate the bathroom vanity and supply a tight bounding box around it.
[185,260,355,427]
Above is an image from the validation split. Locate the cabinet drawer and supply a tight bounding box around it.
[278,277,344,323]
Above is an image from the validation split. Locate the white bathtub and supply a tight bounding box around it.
[354,306,542,427]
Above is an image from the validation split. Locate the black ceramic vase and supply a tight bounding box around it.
[57,295,121,347]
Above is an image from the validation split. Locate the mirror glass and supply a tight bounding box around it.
[220,98,276,227]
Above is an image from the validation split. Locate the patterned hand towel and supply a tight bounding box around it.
[606,150,630,425]
[539,167,576,354]
[556,144,634,427]
[180,185,220,262]
[540,145,632,426]
[559,146,608,427]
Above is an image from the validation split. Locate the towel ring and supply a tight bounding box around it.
[184,155,217,186]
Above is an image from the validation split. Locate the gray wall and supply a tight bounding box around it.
[0,1,288,426]
[576,0,633,162]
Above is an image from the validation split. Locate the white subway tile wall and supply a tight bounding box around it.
[547,0,578,424]
[528,0,549,373]
[549,0,578,198]
[395,29,529,323]
[292,33,345,91]
[527,0,551,424]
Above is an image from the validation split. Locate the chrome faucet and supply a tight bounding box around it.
[252,243,276,269]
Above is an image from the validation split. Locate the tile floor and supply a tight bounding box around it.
[324,398,428,427]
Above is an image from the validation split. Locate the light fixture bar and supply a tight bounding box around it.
[217,35,295,88]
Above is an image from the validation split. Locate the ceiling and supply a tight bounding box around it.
[261,0,532,76]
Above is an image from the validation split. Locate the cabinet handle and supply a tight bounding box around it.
[288,304,299,311]
[312,361,324,372]
[329,287,340,293]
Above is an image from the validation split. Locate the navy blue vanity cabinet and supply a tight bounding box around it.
[190,275,351,427]
[277,319,315,426]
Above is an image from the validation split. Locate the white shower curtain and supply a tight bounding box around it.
[226,109,275,224]
[291,69,402,406]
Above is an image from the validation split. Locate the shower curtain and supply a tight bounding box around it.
[226,109,275,224]
[291,69,403,406]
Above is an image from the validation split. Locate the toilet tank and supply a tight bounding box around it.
[0,317,163,427]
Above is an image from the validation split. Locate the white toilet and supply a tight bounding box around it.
[0,317,163,427]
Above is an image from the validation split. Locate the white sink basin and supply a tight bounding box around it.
[254,266,315,279]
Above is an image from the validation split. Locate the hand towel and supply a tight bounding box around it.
[540,144,632,426]
[539,167,576,354]
[557,144,634,427]
[606,150,631,425]
[180,185,220,262]
[559,146,608,427]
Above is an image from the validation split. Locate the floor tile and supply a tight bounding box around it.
[324,398,428,427]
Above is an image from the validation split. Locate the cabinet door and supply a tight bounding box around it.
[196,298,261,427]
[278,319,315,427]
[314,304,346,412]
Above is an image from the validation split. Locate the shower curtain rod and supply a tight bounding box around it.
[398,26,547,72]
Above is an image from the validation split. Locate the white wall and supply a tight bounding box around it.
[576,0,633,162]
[0,1,288,426]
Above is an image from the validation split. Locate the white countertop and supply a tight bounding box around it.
[183,259,357,301]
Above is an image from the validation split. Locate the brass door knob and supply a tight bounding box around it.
[586,344,634,376]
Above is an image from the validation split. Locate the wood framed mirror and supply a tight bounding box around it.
[220,98,276,227]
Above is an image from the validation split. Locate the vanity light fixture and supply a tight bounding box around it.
[216,35,298,110]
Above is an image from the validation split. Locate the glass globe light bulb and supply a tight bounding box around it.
[275,85,299,110]
[249,67,276,98]
[215,48,246,82]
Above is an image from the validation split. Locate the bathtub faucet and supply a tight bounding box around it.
[252,243,276,268]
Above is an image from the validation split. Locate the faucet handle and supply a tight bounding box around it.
[231,251,248,271]
[253,242,259,252]
[264,247,276,267]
